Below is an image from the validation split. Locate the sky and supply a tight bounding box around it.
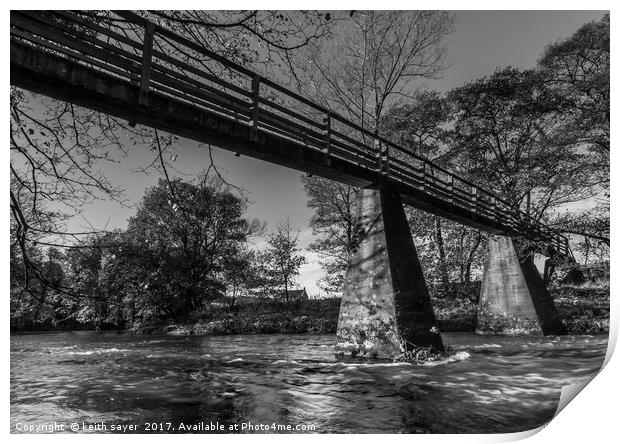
[60,10,606,297]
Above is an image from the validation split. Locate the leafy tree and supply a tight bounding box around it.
[122,178,257,318]
[10,241,70,327]
[379,89,454,160]
[446,67,601,228]
[549,202,609,267]
[538,14,609,248]
[538,14,609,170]
[56,178,262,326]
[262,218,306,302]
[64,232,127,327]
[222,248,263,309]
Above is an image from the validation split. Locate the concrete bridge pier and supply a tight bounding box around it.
[336,181,444,359]
[476,235,567,335]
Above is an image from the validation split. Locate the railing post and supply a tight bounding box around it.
[491,196,498,221]
[472,186,478,213]
[376,139,389,176]
[250,75,261,142]
[139,22,155,107]
[448,175,454,206]
[374,138,381,172]
[322,113,331,166]
[420,161,426,191]
[383,143,390,177]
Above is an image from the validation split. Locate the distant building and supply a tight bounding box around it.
[286,288,309,301]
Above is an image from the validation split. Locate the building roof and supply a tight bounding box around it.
[285,288,308,299]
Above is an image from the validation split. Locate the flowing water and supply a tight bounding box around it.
[10,332,607,434]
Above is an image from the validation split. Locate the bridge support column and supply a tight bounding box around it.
[476,235,566,335]
[336,181,444,359]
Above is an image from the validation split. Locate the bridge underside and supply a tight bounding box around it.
[12,42,513,235]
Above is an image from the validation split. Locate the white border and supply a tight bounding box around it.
[4,1,617,442]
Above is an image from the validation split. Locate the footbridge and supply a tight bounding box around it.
[10,10,570,358]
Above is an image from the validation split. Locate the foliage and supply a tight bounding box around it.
[550,202,609,263]
[123,178,256,319]
[64,233,123,326]
[302,176,359,293]
[538,14,609,171]
[11,178,268,327]
[10,176,313,328]
[222,248,261,308]
[553,285,609,335]
[447,67,598,217]
[379,89,454,160]
[10,244,70,326]
[260,218,306,302]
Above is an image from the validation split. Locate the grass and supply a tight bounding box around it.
[552,283,609,334]
[146,298,341,335]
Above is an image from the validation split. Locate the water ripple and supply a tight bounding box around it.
[10,332,607,433]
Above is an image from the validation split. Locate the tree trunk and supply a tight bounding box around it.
[284,278,289,304]
[465,232,483,283]
[434,217,449,286]
[458,228,466,283]
[543,259,556,286]
[229,285,237,310]
[33,289,47,322]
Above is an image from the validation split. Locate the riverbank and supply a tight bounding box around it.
[138,298,341,336]
[554,284,610,334]
[141,284,608,336]
[11,284,608,336]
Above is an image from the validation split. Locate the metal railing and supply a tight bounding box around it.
[10,10,571,256]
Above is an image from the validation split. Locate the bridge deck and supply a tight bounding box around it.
[9,10,570,257]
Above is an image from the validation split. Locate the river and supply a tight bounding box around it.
[10,332,607,434]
